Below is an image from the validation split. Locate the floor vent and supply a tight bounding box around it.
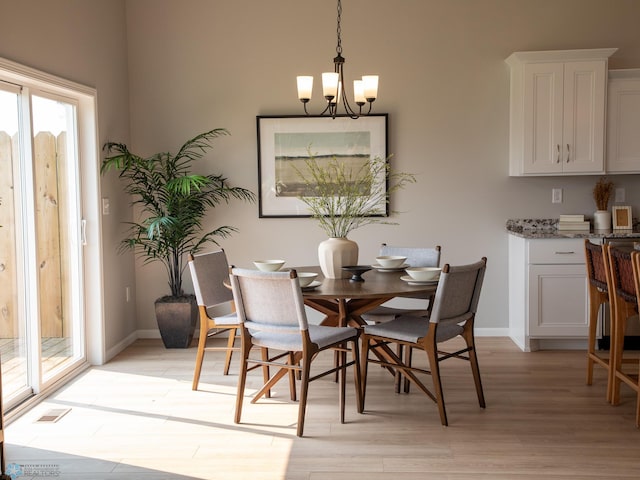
[35,408,71,423]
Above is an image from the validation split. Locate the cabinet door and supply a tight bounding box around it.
[607,76,640,173]
[528,264,588,337]
[562,61,606,173]
[523,63,564,174]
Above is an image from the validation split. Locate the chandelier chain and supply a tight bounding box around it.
[336,0,343,55]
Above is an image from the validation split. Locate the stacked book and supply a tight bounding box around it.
[557,214,590,232]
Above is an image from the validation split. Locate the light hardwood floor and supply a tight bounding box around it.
[4,337,640,479]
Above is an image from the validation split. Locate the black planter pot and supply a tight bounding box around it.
[154,295,198,348]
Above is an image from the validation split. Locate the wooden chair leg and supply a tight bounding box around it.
[234,336,251,425]
[403,346,412,393]
[361,335,371,410]
[261,347,271,399]
[339,344,346,424]
[351,338,363,414]
[191,326,208,391]
[288,352,297,402]
[463,327,485,408]
[586,292,600,386]
[296,353,313,437]
[425,343,448,426]
[223,327,237,375]
[610,307,627,405]
[394,344,404,393]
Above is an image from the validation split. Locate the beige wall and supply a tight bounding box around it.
[124,0,640,333]
[2,0,640,349]
[0,0,137,354]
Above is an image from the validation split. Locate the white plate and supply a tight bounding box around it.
[400,275,439,285]
[371,263,410,272]
[301,280,322,291]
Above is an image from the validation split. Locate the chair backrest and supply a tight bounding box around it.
[429,257,487,326]
[380,244,441,268]
[632,251,640,308]
[606,245,637,305]
[189,250,234,309]
[584,239,608,291]
[229,267,309,335]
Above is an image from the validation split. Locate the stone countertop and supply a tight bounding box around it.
[506,218,640,240]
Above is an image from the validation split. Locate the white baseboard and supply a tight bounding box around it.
[104,331,139,363]
[475,328,509,337]
[136,329,162,339]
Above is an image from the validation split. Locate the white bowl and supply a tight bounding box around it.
[405,267,441,282]
[253,259,285,272]
[375,255,407,268]
[297,272,318,287]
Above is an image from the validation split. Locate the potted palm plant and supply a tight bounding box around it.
[294,152,415,278]
[102,128,255,347]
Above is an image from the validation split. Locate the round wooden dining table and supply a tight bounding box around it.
[296,266,438,328]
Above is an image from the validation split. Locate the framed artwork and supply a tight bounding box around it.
[612,205,633,229]
[257,114,388,218]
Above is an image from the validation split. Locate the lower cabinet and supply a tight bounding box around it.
[509,236,589,351]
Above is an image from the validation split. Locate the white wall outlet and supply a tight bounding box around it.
[615,187,625,203]
[552,188,562,204]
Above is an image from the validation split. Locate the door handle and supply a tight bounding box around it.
[81,218,87,245]
[566,144,570,163]
[556,144,561,163]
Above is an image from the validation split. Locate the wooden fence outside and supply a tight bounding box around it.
[0,130,70,339]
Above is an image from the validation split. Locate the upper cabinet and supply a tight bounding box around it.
[506,49,617,176]
[606,69,640,174]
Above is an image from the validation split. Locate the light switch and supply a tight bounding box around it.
[552,188,562,204]
[102,197,110,215]
[615,188,625,203]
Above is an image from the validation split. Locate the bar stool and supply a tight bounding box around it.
[605,245,639,417]
[584,240,613,399]
[610,250,640,427]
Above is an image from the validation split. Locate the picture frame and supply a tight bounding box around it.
[257,114,388,218]
[612,205,633,230]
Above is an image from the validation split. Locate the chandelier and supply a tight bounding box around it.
[296,0,379,119]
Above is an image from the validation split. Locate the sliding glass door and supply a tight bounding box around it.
[0,83,86,409]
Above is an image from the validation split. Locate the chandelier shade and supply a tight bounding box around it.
[296,0,379,119]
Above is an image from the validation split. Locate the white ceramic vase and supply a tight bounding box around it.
[318,237,359,279]
[593,210,611,232]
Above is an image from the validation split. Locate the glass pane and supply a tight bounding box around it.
[0,88,29,402]
[31,95,83,381]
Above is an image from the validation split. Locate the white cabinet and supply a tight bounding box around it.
[509,236,589,351]
[606,69,640,173]
[506,48,616,176]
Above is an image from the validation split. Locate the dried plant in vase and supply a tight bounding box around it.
[593,177,614,211]
[592,177,614,231]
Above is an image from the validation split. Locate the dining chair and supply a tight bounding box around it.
[363,244,442,323]
[188,249,241,391]
[229,267,363,437]
[360,257,487,426]
[362,244,441,393]
[608,246,640,425]
[584,239,613,399]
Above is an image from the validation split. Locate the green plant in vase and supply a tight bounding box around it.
[294,151,415,278]
[101,128,255,347]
